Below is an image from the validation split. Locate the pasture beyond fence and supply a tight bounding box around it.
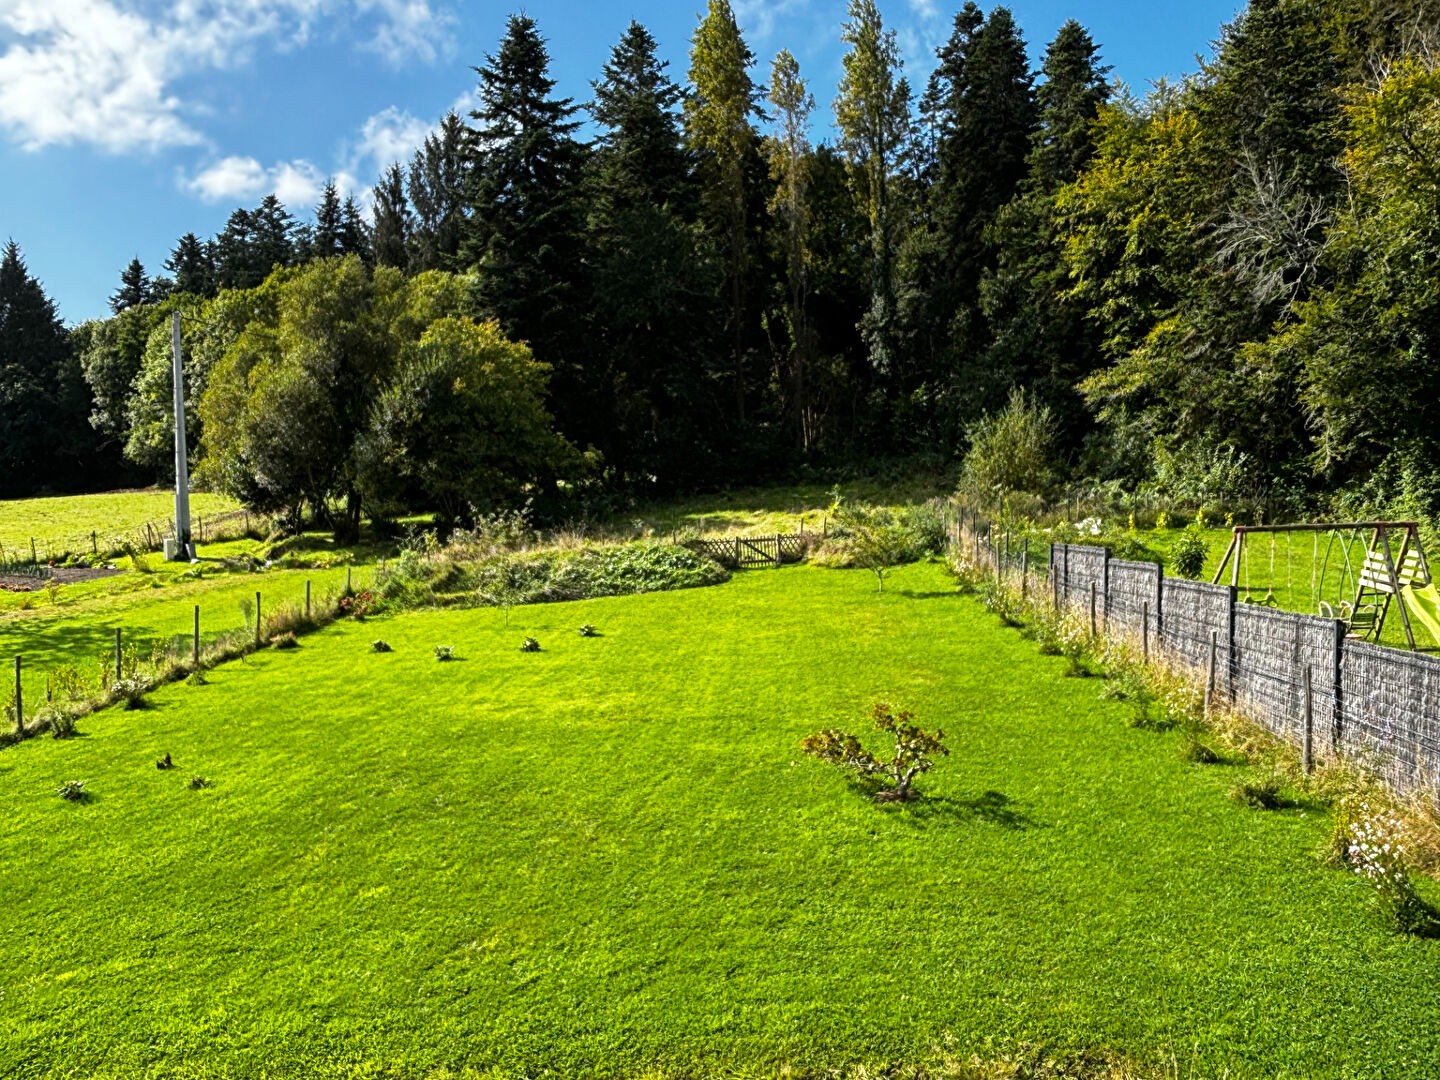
[1029,536,1440,796]
[0,509,272,572]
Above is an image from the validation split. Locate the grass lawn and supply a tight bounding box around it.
[0,489,240,558]
[3,562,1439,1078]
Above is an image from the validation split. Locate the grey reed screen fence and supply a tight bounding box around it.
[1045,542,1440,796]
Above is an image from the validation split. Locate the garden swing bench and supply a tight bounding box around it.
[1211,521,1440,651]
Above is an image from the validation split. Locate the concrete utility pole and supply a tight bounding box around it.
[168,311,193,561]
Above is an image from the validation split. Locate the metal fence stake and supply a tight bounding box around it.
[1302,665,1314,775]
[1205,630,1218,719]
[115,628,123,683]
[1142,602,1150,662]
[12,656,21,733]
[193,605,201,666]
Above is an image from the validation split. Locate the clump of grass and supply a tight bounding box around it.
[112,677,150,710]
[270,631,299,650]
[56,779,88,802]
[1232,772,1287,809]
[578,624,599,637]
[185,671,207,687]
[156,753,174,770]
[520,637,542,653]
[371,640,393,653]
[434,645,456,662]
[188,776,212,790]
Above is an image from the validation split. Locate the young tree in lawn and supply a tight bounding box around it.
[834,0,913,378]
[830,493,911,593]
[686,0,764,422]
[766,48,818,451]
[803,702,950,802]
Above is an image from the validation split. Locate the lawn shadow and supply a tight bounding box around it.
[866,788,1042,830]
[893,589,959,600]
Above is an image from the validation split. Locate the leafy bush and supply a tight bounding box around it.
[466,544,729,610]
[189,776,213,790]
[157,752,174,770]
[56,779,88,802]
[519,637,541,652]
[957,389,1058,509]
[1168,526,1209,580]
[434,645,456,662]
[112,677,150,710]
[185,671,207,687]
[371,639,393,653]
[801,702,950,802]
[338,590,376,619]
[270,631,299,650]
[36,706,77,739]
[578,624,599,637]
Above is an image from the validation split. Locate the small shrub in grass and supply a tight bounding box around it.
[339,590,375,620]
[578,624,599,637]
[1337,799,1440,935]
[113,677,150,710]
[519,637,541,652]
[1179,721,1222,764]
[189,776,212,790]
[56,780,88,802]
[1168,525,1209,580]
[270,631,298,650]
[156,752,174,770]
[434,645,455,662]
[1232,772,1286,809]
[1100,665,1165,729]
[185,671,207,687]
[802,702,949,802]
[371,639,393,653]
[37,706,77,739]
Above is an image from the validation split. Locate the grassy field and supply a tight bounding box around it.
[0,489,240,557]
[3,562,1438,1078]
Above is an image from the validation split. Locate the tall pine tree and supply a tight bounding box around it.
[371,164,413,270]
[686,0,764,423]
[462,15,590,443]
[408,112,470,273]
[110,258,152,313]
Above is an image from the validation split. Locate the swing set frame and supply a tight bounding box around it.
[1212,521,1433,651]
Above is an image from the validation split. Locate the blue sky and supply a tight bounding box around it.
[0,0,1242,324]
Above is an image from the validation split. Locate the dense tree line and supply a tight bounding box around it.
[6,0,1440,527]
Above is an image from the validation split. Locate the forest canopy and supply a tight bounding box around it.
[5,0,1440,530]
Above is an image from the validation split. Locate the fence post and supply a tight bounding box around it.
[1142,601,1150,662]
[1302,665,1314,775]
[1205,631,1218,719]
[1332,618,1346,756]
[12,656,21,734]
[1154,563,1165,651]
[1089,582,1098,639]
[193,605,201,666]
[1225,584,1238,702]
[255,591,262,646]
[91,531,97,554]
[1021,552,1029,601]
[115,628,123,683]
[305,580,312,620]
[30,538,37,564]
[1101,549,1112,630]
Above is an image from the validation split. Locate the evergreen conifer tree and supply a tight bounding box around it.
[686,0,764,422]
[165,233,214,297]
[463,15,590,440]
[371,164,413,270]
[110,258,152,313]
[408,112,470,272]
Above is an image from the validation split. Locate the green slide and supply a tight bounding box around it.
[1402,582,1440,647]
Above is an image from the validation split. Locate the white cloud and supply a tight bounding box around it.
[181,102,436,210]
[184,154,270,200]
[733,0,809,43]
[0,0,455,153]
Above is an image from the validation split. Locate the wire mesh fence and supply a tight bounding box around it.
[4,565,361,730]
[1031,539,1440,797]
[0,509,274,571]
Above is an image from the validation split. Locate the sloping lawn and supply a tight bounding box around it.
[2,562,1438,1079]
[0,489,240,557]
